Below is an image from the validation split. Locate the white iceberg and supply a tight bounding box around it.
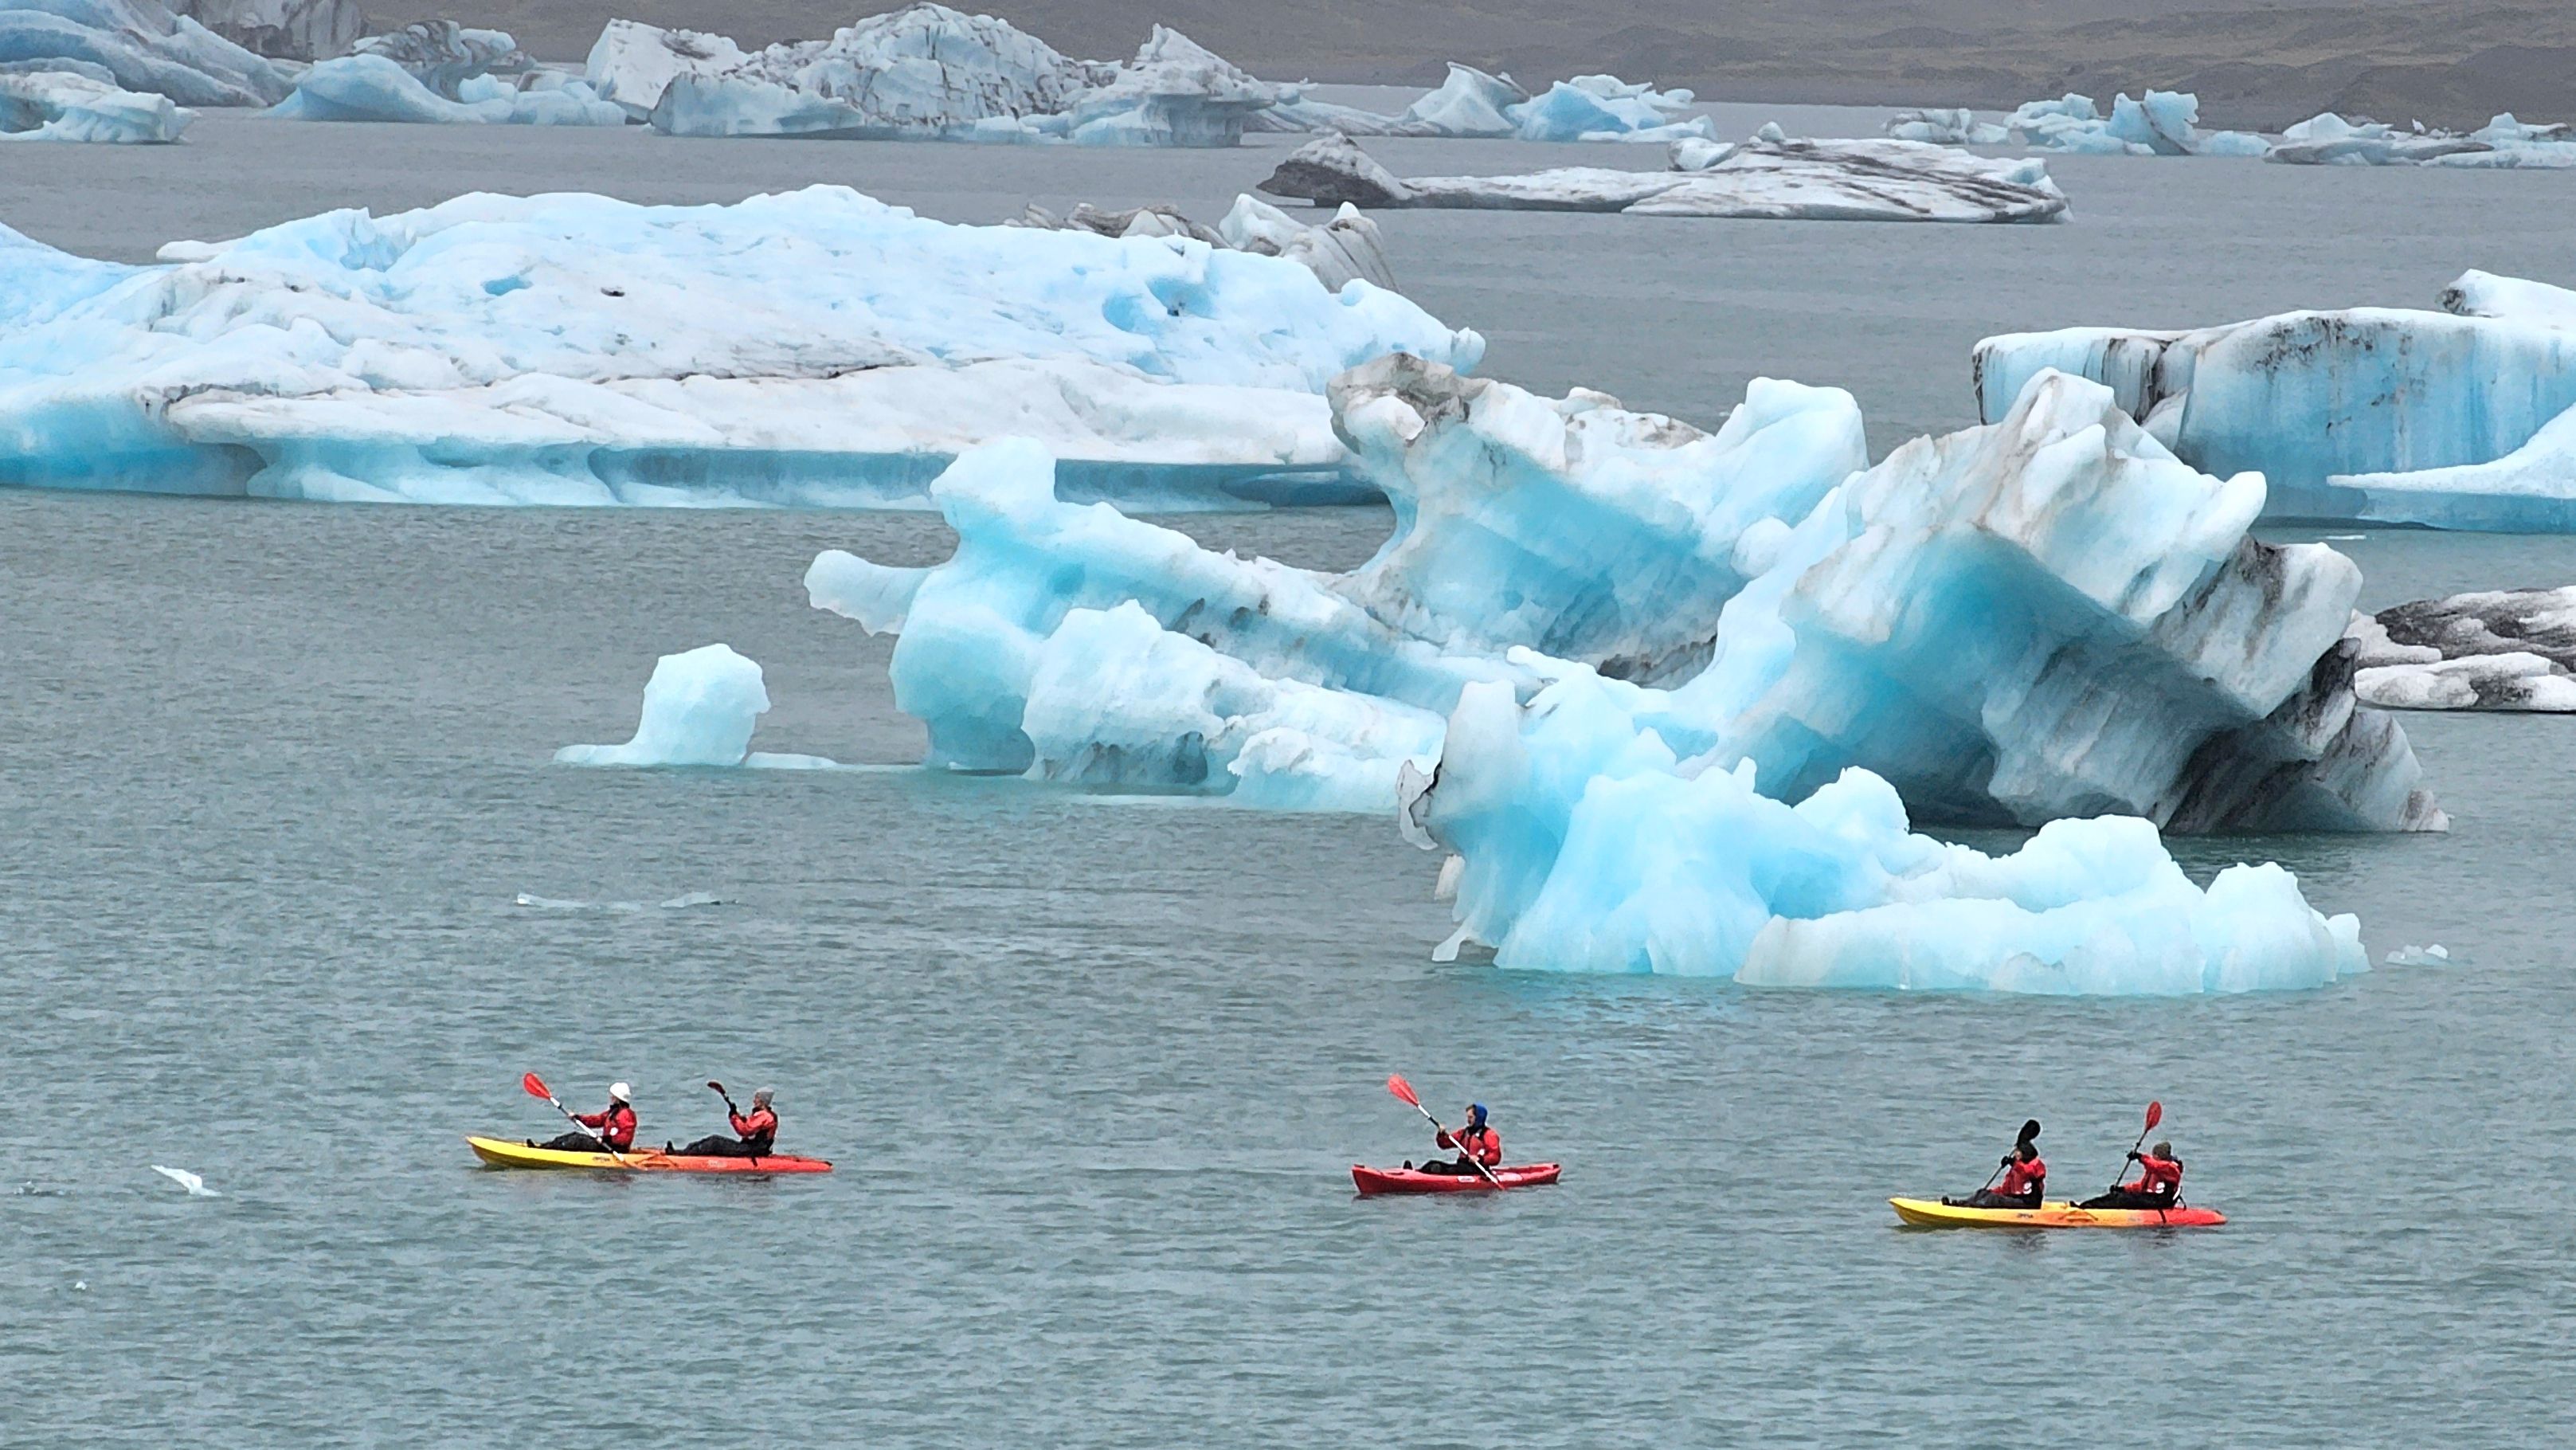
[808,359,2440,834]
[581,18,744,120]
[1974,270,2576,527]
[1403,677,2367,993]
[2007,89,2265,157]
[0,186,1479,508]
[1258,129,2066,223]
[2269,112,2576,168]
[0,0,284,104]
[1255,64,1708,143]
[169,0,358,60]
[1010,194,1394,292]
[2348,586,2576,711]
[0,63,188,139]
[151,1165,220,1196]
[272,22,624,126]
[558,643,837,768]
[1055,24,1286,147]
[1885,108,2007,146]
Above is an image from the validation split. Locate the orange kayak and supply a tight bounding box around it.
[1352,1162,1560,1195]
[1889,1196,2223,1229]
[467,1135,832,1174]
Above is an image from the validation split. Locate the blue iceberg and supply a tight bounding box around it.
[271,22,623,125]
[0,0,284,105]
[0,61,188,139]
[557,643,838,768]
[2270,112,2576,168]
[808,359,2439,834]
[2007,89,2265,157]
[0,186,1479,507]
[1975,270,2576,528]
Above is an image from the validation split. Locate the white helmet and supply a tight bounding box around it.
[609,1082,632,1102]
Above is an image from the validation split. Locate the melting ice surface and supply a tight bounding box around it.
[0,186,1477,508]
[1975,270,2576,528]
[556,644,839,769]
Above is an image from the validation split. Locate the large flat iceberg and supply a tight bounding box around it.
[0,187,1481,507]
[0,0,285,104]
[2269,112,2576,169]
[1259,129,2066,223]
[1975,270,2576,527]
[1,61,188,139]
[1403,678,2367,992]
[807,359,2440,834]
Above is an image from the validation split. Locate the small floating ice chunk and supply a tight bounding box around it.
[2384,942,2454,967]
[151,1165,218,1197]
[555,643,779,767]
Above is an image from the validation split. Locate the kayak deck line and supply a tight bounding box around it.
[1351,1162,1562,1196]
[1888,1196,2224,1229]
[466,1135,832,1174]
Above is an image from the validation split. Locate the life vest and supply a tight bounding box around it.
[729,1105,778,1154]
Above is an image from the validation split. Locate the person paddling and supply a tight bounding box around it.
[535,1082,636,1154]
[1411,1102,1500,1176]
[2081,1140,2183,1210]
[1945,1121,2045,1209]
[671,1086,778,1159]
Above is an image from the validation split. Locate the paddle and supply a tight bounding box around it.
[523,1071,628,1166]
[707,1080,762,1166]
[2108,1100,2163,1193]
[1386,1073,1506,1189]
[1977,1119,2044,1191]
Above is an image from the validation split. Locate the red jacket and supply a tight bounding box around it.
[1436,1123,1501,1166]
[729,1106,778,1150]
[1999,1155,2046,1196]
[2121,1154,2182,1195]
[574,1102,637,1150]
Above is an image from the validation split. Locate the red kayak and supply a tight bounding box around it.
[1352,1162,1560,1196]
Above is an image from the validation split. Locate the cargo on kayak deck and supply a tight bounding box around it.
[1889,1196,2222,1229]
[466,1135,832,1174]
[1352,1162,1561,1196]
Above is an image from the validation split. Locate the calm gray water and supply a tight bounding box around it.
[8,116,2576,1447]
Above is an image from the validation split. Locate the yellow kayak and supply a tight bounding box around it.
[1889,1196,2224,1229]
[466,1135,832,1174]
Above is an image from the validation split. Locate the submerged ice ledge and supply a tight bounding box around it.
[0,186,1477,509]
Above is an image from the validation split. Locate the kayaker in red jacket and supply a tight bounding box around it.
[1413,1103,1500,1176]
[1947,1138,2046,1209]
[537,1083,636,1153]
[2081,1141,2183,1210]
[675,1088,779,1158]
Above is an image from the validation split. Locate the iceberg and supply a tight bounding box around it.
[808,358,2440,833]
[0,63,189,139]
[1258,129,2066,222]
[168,0,358,60]
[0,186,1480,507]
[581,18,744,120]
[271,22,624,126]
[1884,108,2007,146]
[1973,270,2576,527]
[1010,194,1394,292]
[0,0,285,104]
[1401,677,2367,992]
[2007,89,2265,157]
[557,643,837,768]
[2348,586,2576,710]
[1255,64,1708,143]
[2269,112,2576,168]
[1054,25,1286,147]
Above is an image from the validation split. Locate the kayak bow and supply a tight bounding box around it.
[1889,1196,2223,1229]
[1353,1162,1560,1196]
[467,1135,832,1174]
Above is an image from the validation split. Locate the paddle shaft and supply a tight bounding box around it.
[2108,1125,2154,1193]
[1407,1102,1506,1189]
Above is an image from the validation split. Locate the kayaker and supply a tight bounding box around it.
[536,1082,637,1154]
[1945,1139,2045,1209]
[671,1088,778,1158]
[2081,1141,2183,1210]
[1411,1103,1500,1176]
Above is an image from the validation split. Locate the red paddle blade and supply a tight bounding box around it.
[521,1072,550,1100]
[2143,1100,2163,1131]
[1385,1073,1420,1109]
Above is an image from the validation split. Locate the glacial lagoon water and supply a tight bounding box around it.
[7,111,2576,1446]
